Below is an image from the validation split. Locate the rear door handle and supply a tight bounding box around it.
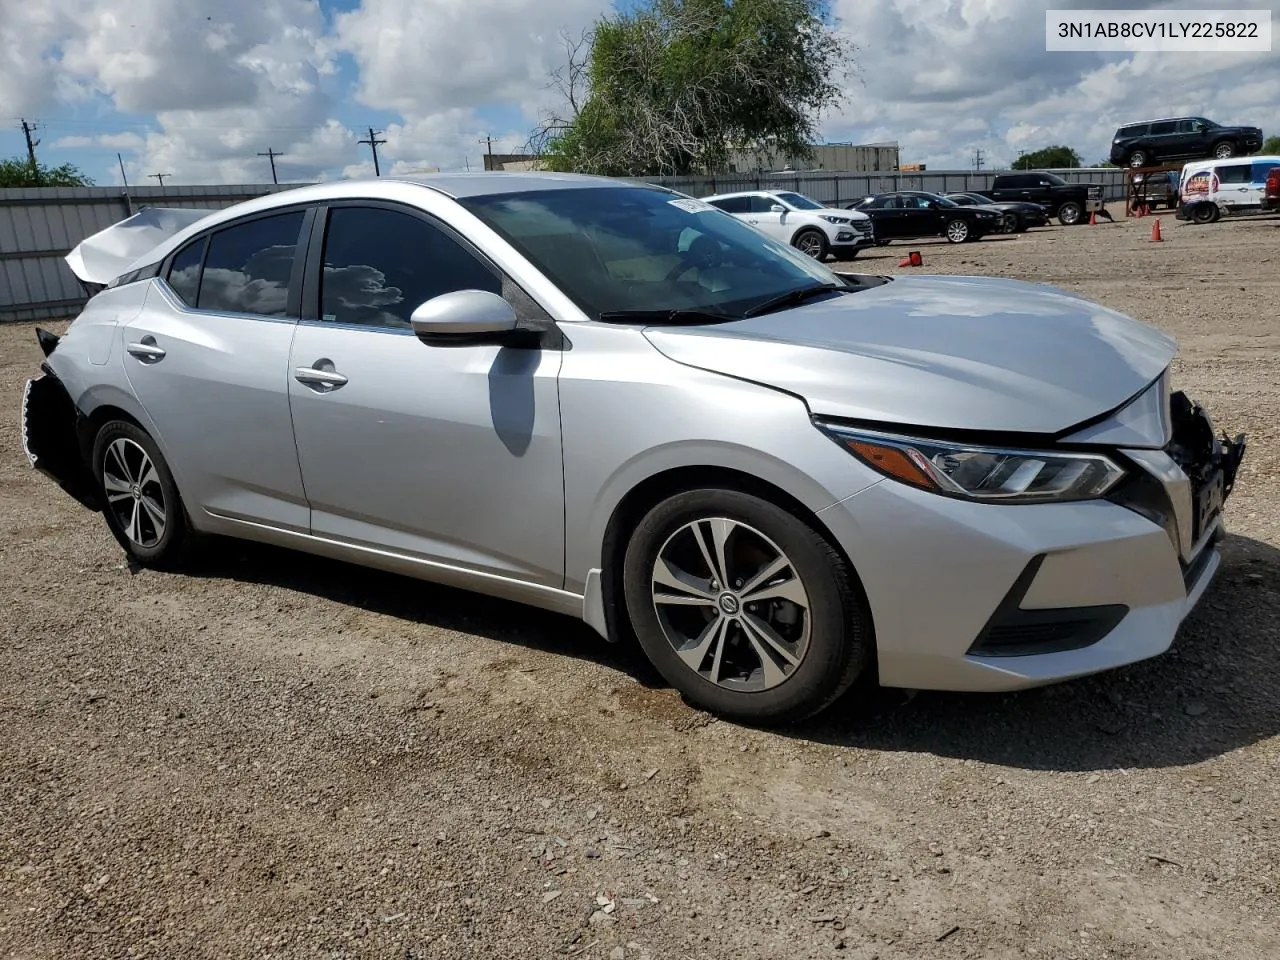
[126,336,166,363]
[294,360,348,390]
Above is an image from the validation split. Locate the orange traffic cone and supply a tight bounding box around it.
[1089,211,1097,225]
[897,251,923,267]
[1150,218,1163,242]
[1135,204,1145,218]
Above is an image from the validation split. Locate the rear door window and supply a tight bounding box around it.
[197,211,305,318]
[1215,163,1251,185]
[165,237,206,307]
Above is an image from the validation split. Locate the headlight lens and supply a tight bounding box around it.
[821,215,851,224]
[818,425,1126,503]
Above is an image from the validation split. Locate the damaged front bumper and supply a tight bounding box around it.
[20,331,102,513]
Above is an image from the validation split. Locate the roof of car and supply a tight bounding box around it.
[702,190,779,200]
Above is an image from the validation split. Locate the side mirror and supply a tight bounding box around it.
[410,289,519,345]
[770,204,786,214]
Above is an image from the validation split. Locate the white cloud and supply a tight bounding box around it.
[334,0,608,115]
[6,0,1278,185]
[827,0,1280,169]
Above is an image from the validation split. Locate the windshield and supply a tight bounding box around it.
[458,187,844,320]
[773,191,825,210]
[931,195,959,208]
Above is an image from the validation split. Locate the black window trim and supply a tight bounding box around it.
[300,198,564,349]
[155,203,316,323]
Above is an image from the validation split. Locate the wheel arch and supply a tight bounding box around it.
[595,464,876,660]
[790,223,830,245]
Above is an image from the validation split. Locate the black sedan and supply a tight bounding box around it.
[845,191,1003,243]
[943,192,1050,233]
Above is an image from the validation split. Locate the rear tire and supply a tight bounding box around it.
[91,420,191,569]
[622,488,871,726]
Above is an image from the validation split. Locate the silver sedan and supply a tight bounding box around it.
[22,173,1246,724]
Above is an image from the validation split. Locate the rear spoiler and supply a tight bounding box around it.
[65,206,217,287]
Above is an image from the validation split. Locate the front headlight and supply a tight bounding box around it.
[821,215,851,224]
[818,424,1126,503]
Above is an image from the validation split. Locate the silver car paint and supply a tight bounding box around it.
[285,321,566,587]
[42,172,1229,694]
[644,274,1177,435]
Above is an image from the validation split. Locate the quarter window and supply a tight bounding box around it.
[166,237,206,307]
[1215,163,1251,184]
[196,211,304,317]
[319,206,501,329]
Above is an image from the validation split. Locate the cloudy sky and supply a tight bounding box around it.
[1,0,1276,185]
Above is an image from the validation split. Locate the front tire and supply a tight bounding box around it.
[999,212,1019,234]
[944,219,970,243]
[792,228,829,260]
[92,420,191,569]
[622,489,870,725]
[1058,201,1083,225]
[1213,141,1236,160]
[1128,150,1148,167]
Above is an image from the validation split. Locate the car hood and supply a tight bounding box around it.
[642,275,1176,435]
[818,207,871,222]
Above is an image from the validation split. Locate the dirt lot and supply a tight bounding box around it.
[2,213,1278,960]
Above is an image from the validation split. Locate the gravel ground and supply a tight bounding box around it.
[2,213,1278,960]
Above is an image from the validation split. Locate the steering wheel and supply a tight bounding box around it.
[664,235,720,282]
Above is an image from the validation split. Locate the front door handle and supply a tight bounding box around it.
[294,358,348,391]
[126,336,166,363]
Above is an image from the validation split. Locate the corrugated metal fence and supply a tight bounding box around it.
[0,184,296,322]
[1,170,1128,323]
[648,167,1131,207]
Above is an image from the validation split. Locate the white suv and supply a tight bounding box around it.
[702,190,875,260]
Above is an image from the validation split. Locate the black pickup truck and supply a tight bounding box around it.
[987,172,1105,225]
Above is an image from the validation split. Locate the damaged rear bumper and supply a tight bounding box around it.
[21,359,102,513]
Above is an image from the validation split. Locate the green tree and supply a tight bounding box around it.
[1262,135,1280,154]
[531,0,853,176]
[0,157,95,187]
[1012,145,1082,170]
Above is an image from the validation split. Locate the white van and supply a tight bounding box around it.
[1176,155,1280,223]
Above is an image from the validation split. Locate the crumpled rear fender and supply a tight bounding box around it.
[21,351,103,513]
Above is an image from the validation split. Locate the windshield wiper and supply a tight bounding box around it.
[742,283,853,318]
[597,308,734,325]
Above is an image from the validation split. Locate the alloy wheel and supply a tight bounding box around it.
[946,220,969,242]
[650,517,810,692]
[795,231,824,258]
[1214,142,1234,159]
[1000,212,1018,233]
[102,437,167,547]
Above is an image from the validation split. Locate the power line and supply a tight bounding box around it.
[359,126,386,176]
[972,148,985,172]
[257,147,284,184]
[148,172,172,187]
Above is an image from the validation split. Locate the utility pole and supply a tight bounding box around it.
[972,148,985,172]
[479,134,496,170]
[20,119,40,183]
[118,153,134,215]
[359,127,386,176]
[149,173,171,188]
[257,147,283,184]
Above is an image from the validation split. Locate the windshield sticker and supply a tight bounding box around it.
[668,197,716,213]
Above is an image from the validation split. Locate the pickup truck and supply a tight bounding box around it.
[987,172,1105,225]
[1265,167,1280,212]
